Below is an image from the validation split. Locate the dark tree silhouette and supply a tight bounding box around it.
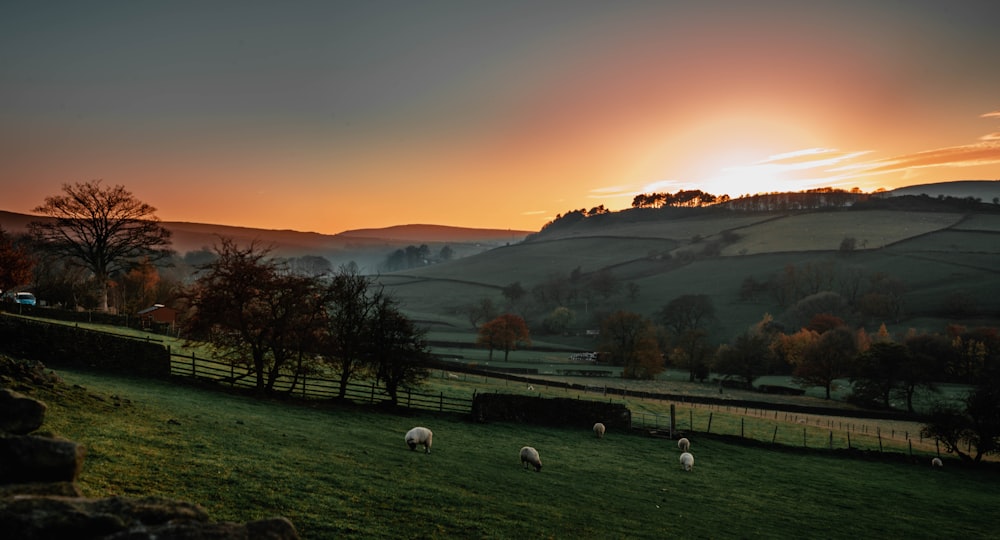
[30,181,172,311]
[367,296,433,405]
[182,239,325,393]
[599,310,663,380]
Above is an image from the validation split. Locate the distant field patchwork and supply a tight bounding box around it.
[721,210,963,255]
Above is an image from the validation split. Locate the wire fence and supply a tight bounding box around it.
[629,402,938,457]
[163,343,938,458]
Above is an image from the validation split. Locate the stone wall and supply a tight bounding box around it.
[0,356,299,539]
[0,316,170,378]
[472,392,632,431]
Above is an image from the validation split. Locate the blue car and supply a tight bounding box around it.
[14,292,36,306]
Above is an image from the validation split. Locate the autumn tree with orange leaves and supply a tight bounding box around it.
[477,314,531,361]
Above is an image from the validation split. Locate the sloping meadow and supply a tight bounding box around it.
[39,369,1000,539]
[380,207,1000,343]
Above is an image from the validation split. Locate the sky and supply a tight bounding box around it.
[2,1,999,234]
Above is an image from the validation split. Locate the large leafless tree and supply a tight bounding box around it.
[29,180,172,312]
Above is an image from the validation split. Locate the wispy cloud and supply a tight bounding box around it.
[738,113,1000,186]
[641,179,685,193]
[589,185,637,199]
[859,141,1000,174]
[745,148,872,173]
[520,210,547,215]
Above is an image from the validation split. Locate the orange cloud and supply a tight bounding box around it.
[862,141,1000,174]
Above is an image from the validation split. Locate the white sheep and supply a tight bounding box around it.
[405,426,433,454]
[520,446,542,472]
[593,422,606,438]
[931,457,943,468]
[677,437,690,452]
[679,452,694,472]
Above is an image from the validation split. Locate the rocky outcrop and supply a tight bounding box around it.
[0,387,47,433]
[0,496,298,540]
[0,356,299,539]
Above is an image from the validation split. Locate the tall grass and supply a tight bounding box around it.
[38,369,1000,539]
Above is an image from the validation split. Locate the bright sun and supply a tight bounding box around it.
[698,146,858,197]
[699,149,785,197]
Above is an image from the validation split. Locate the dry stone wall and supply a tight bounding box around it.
[0,355,299,539]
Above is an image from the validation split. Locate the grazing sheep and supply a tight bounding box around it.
[593,423,606,438]
[679,452,694,472]
[527,385,534,391]
[405,426,433,454]
[520,446,542,472]
[931,457,943,468]
[677,437,690,452]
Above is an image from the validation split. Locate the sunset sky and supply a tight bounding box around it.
[2,1,999,234]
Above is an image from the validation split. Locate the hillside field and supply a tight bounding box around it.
[35,368,1000,539]
[382,204,1000,345]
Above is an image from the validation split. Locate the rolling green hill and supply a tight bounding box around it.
[380,195,1000,351]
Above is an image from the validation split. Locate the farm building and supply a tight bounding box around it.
[137,304,177,328]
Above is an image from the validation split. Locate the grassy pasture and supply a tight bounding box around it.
[462,372,941,455]
[719,210,963,255]
[535,212,778,242]
[398,237,679,286]
[892,229,1000,253]
[36,369,1000,539]
[955,213,1000,232]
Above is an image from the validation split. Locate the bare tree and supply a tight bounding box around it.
[324,267,384,399]
[181,239,284,393]
[30,180,172,312]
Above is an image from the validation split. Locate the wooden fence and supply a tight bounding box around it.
[168,350,471,414]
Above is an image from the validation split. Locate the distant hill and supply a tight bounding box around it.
[0,210,532,273]
[338,224,527,243]
[886,179,1000,201]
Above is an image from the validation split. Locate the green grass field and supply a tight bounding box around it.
[35,368,1000,539]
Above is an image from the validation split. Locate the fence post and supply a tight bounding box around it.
[877,427,883,453]
[439,392,443,412]
[847,431,852,449]
[689,410,693,430]
[230,362,235,387]
[829,431,833,449]
[370,383,375,405]
[741,417,744,438]
[772,425,778,444]
[707,412,713,434]
[191,352,196,377]
[669,404,676,439]
[803,428,807,448]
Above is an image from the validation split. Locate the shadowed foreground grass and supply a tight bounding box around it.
[37,369,1000,539]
